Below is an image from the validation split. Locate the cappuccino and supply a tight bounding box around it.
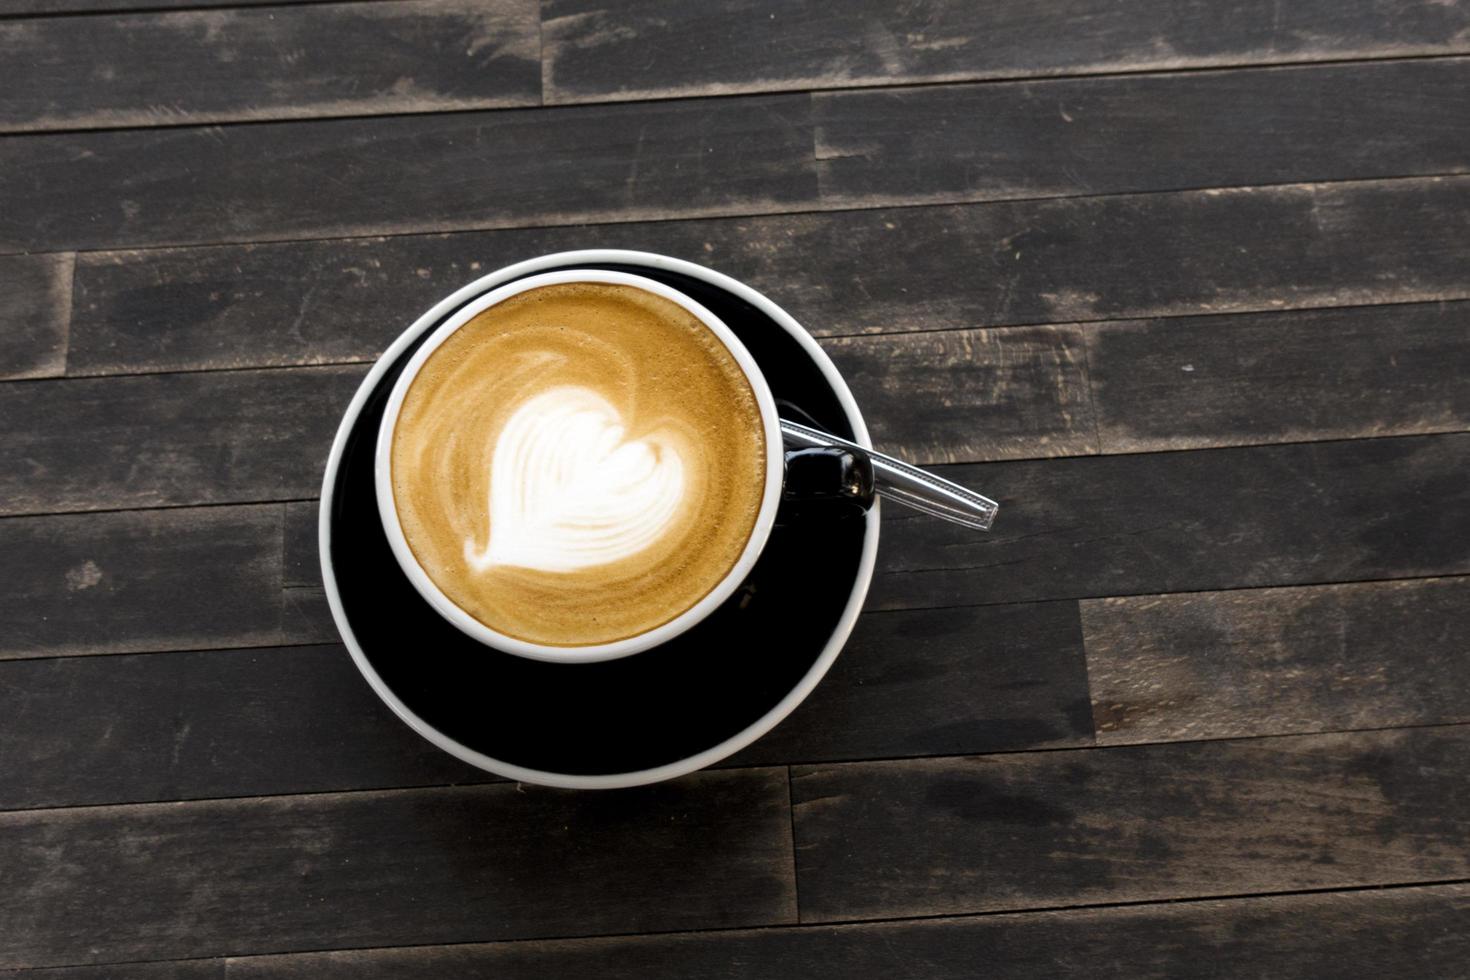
[390,282,767,647]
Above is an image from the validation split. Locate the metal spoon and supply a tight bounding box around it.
[780,419,998,531]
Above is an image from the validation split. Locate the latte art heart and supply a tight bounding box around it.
[465,386,688,574]
[390,281,767,646]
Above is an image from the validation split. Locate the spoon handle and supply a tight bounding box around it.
[779,419,998,531]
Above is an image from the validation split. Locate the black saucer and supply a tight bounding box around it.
[324,260,874,780]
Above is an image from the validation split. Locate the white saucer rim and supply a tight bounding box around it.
[318,249,881,789]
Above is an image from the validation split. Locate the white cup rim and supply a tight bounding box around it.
[373,269,787,663]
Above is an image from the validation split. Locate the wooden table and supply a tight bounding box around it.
[3,1,1469,975]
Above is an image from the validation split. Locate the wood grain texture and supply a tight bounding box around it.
[0,770,796,970]
[0,645,488,810]
[0,505,283,660]
[0,964,222,980]
[0,0,539,133]
[7,328,1091,519]
[815,58,1470,206]
[8,884,1470,979]
[0,603,1087,807]
[0,0,368,13]
[1083,577,1470,745]
[16,430,1468,658]
[0,365,364,515]
[542,0,1470,103]
[0,94,816,254]
[46,286,1470,490]
[281,500,334,637]
[1089,300,1470,452]
[2,332,1078,515]
[792,726,1470,922]
[67,177,1470,376]
[825,326,1096,463]
[0,252,71,379]
[871,432,1470,611]
[281,584,340,646]
[224,883,1470,979]
[4,0,1467,971]
[282,500,319,588]
[63,226,1107,419]
[731,602,1092,766]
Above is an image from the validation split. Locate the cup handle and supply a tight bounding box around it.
[776,446,876,524]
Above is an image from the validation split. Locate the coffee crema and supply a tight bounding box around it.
[390,282,767,647]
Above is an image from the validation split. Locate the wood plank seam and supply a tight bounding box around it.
[3,167,1464,262]
[0,49,1462,137]
[1080,576,1470,745]
[817,295,1470,342]
[789,726,1470,923]
[0,1,544,133]
[0,766,800,968]
[0,22,1463,130]
[51,252,75,376]
[2,293,1453,382]
[199,875,1470,946]
[4,877,1469,977]
[542,0,1470,106]
[4,90,1467,252]
[1075,318,1105,462]
[6,714,1467,815]
[784,765,802,925]
[4,299,1469,518]
[0,293,1451,384]
[0,0,407,20]
[875,567,1470,615]
[0,496,322,521]
[0,252,74,380]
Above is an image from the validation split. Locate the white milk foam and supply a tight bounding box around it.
[390,281,766,647]
[465,386,688,574]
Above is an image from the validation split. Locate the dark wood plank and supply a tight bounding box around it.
[0,769,796,969]
[1089,300,1470,453]
[17,431,1468,659]
[280,498,331,643]
[44,297,1470,500]
[0,645,488,810]
[280,583,340,645]
[731,602,1092,767]
[10,887,1470,980]
[815,59,1470,206]
[0,0,538,133]
[824,326,1095,463]
[0,365,364,515]
[0,0,365,13]
[0,602,1088,808]
[0,94,816,254]
[4,328,1078,512]
[792,727,1470,922]
[0,252,70,379]
[542,0,1470,103]
[0,505,283,660]
[0,964,221,980]
[7,887,1469,979]
[1083,577,1470,745]
[67,177,1470,376]
[871,432,1470,611]
[282,500,319,588]
[281,503,333,640]
[225,883,1470,979]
